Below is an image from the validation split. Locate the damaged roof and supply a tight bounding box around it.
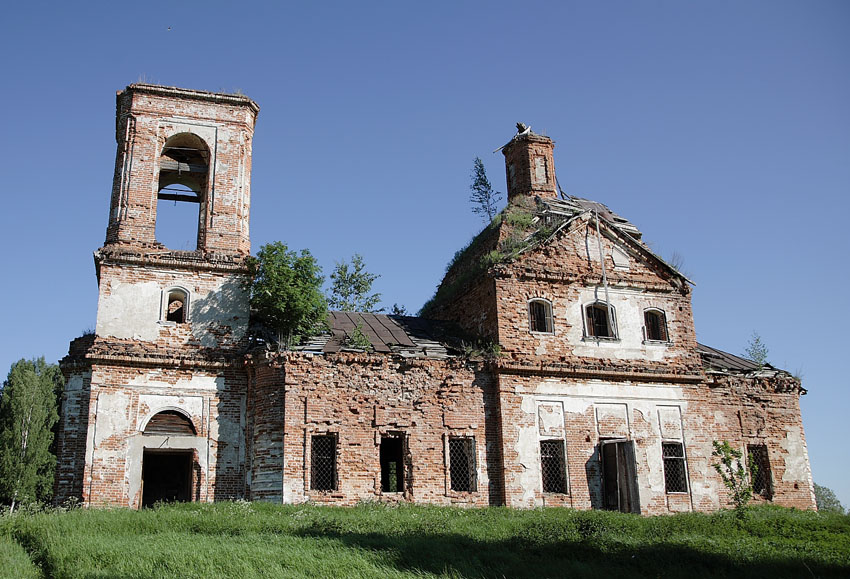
[297,312,466,359]
[697,342,778,374]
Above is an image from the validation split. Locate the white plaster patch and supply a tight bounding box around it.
[65,371,89,392]
[537,403,565,437]
[658,406,683,440]
[126,373,223,392]
[780,425,809,482]
[94,392,131,446]
[97,280,161,341]
[595,403,629,438]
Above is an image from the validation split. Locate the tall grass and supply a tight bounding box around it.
[1,502,848,578]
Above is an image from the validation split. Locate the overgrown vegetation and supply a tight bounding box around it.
[469,157,502,222]
[421,199,558,317]
[328,254,382,312]
[461,339,502,361]
[343,323,373,351]
[711,440,756,520]
[1,502,847,578]
[744,331,769,370]
[245,242,327,349]
[0,359,63,512]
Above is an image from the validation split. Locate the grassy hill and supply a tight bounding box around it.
[1,502,848,578]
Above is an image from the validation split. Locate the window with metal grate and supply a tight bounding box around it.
[747,444,772,498]
[540,439,567,493]
[662,442,688,493]
[311,434,337,491]
[448,437,476,492]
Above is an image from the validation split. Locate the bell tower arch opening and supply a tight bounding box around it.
[156,133,210,250]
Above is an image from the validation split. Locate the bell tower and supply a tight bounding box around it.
[501,123,558,203]
[56,85,260,508]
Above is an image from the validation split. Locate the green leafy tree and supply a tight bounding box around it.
[246,242,327,349]
[744,331,769,370]
[469,157,501,222]
[814,483,846,514]
[711,440,755,520]
[0,358,62,511]
[328,254,382,312]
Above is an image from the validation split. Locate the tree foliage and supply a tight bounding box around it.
[328,254,382,312]
[469,157,501,222]
[246,242,327,349]
[744,331,769,369]
[711,440,755,519]
[814,483,846,514]
[0,358,62,511]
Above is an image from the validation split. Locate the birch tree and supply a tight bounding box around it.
[0,358,61,511]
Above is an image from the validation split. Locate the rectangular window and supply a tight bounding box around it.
[662,442,688,493]
[310,434,337,491]
[540,439,567,493]
[380,435,405,493]
[748,444,772,498]
[529,300,553,333]
[448,437,476,492]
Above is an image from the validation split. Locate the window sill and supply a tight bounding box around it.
[643,339,672,346]
[665,491,689,495]
[582,336,619,343]
[529,331,555,336]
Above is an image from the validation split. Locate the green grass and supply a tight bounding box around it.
[1,502,848,578]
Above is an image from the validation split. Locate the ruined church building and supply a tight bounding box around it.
[55,85,815,514]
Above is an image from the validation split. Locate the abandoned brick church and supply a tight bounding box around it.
[55,84,816,514]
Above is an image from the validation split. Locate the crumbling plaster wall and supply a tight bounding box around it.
[95,263,249,348]
[78,365,246,508]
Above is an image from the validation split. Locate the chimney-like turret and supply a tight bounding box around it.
[501,123,558,203]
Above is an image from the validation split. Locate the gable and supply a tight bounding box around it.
[505,214,688,292]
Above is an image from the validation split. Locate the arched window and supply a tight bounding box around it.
[585,302,616,339]
[144,410,196,435]
[156,133,209,250]
[644,309,668,342]
[162,287,189,324]
[528,299,554,333]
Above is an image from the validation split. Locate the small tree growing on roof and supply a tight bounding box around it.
[328,254,382,312]
[743,331,769,370]
[469,157,502,223]
[246,242,327,349]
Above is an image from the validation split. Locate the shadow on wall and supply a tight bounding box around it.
[585,444,604,510]
[189,277,249,349]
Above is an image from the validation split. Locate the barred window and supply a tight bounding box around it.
[528,299,554,333]
[748,444,772,498]
[540,440,567,493]
[662,442,688,493]
[311,434,337,491]
[585,302,616,338]
[644,309,668,342]
[448,437,477,492]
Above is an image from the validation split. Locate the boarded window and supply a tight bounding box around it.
[540,439,567,493]
[529,300,554,333]
[380,435,405,493]
[644,309,668,341]
[662,442,688,493]
[144,410,196,435]
[601,440,639,513]
[586,303,615,338]
[748,444,772,498]
[533,156,547,185]
[448,437,476,492]
[311,434,337,491]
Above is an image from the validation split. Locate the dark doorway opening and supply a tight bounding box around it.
[600,440,639,513]
[141,450,193,508]
[380,435,405,493]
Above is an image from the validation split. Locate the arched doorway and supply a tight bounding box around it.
[141,410,198,507]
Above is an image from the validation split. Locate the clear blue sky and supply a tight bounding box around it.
[1,1,847,506]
